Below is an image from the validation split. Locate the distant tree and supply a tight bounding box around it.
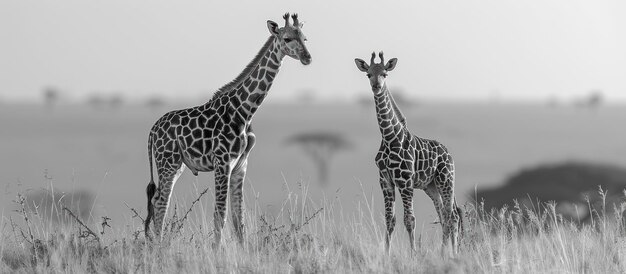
[296,89,316,104]
[145,96,166,110]
[109,94,124,109]
[586,90,603,110]
[42,86,61,109]
[86,94,106,110]
[285,132,352,185]
[86,93,125,110]
[574,90,604,111]
[546,95,559,108]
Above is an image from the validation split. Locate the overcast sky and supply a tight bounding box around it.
[1,0,625,103]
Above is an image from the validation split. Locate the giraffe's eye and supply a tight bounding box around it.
[284,38,294,43]
[366,73,372,78]
[381,73,388,77]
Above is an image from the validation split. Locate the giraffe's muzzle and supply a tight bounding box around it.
[300,56,311,65]
[299,52,312,65]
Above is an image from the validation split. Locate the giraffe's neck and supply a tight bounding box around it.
[387,86,407,126]
[231,37,285,121]
[374,84,405,143]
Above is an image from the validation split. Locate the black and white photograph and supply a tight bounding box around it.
[1,1,626,272]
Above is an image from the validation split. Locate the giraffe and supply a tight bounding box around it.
[354,52,463,254]
[144,13,311,246]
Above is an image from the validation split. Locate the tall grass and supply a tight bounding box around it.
[2,181,626,273]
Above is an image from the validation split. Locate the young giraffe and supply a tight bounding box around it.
[145,13,311,245]
[355,52,463,253]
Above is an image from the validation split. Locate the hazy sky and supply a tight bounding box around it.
[1,1,625,103]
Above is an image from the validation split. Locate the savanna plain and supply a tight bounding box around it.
[2,102,626,273]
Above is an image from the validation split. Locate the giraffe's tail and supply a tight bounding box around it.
[145,181,156,238]
[145,132,157,238]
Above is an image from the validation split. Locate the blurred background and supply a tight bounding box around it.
[1,1,626,233]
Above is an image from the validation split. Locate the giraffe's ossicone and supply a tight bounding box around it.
[144,13,311,246]
[355,52,463,254]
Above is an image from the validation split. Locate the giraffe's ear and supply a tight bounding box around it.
[354,58,369,72]
[385,58,398,71]
[267,20,280,36]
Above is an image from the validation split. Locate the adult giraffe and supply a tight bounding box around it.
[144,13,311,245]
[355,52,462,254]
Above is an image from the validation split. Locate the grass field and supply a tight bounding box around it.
[2,182,626,273]
[2,102,626,272]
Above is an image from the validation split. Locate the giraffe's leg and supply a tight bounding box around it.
[230,157,248,245]
[213,163,232,247]
[379,171,396,252]
[435,167,460,255]
[399,186,416,251]
[424,183,444,230]
[456,200,464,240]
[152,163,185,240]
[229,133,255,245]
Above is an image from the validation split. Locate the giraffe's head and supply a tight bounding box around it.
[355,51,398,93]
[267,13,312,65]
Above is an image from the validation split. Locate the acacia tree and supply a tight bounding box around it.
[109,94,124,109]
[42,86,61,109]
[286,131,352,185]
[586,90,603,110]
[574,90,604,111]
[145,95,166,110]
